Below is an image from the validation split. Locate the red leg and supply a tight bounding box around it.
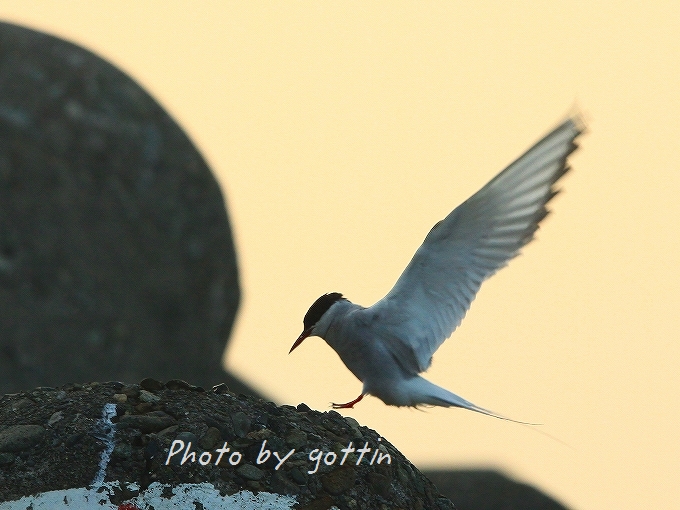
[331,394,365,409]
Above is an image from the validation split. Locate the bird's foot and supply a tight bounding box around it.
[331,394,364,409]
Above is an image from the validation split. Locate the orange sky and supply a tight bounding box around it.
[1,3,678,509]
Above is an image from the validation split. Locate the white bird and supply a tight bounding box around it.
[289,115,585,421]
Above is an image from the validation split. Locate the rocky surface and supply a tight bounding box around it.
[0,21,248,395]
[0,380,455,509]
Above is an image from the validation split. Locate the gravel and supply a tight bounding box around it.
[0,380,455,509]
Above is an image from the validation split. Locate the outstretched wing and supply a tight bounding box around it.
[368,115,585,375]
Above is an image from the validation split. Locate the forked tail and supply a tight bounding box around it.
[409,376,539,425]
[407,377,577,446]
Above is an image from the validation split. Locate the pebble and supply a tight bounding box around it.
[139,378,164,392]
[367,472,391,498]
[139,390,161,403]
[165,379,203,391]
[0,425,46,452]
[199,427,222,450]
[175,431,198,445]
[10,399,35,411]
[117,413,176,433]
[321,466,357,495]
[134,402,154,413]
[285,428,308,449]
[343,416,363,439]
[231,411,252,437]
[157,425,179,437]
[121,385,140,398]
[47,411,64,426]
[237,463,264,481]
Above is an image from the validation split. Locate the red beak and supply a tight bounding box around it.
[289,327,313,354]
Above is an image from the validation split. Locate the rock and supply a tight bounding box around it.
[231,411,252,437]
[139,378,165,392]
[199,426,222,450]
[9,399,35,412]
[117,412,177,433]
[321,465,357,495]
[0,381,455,508]
[0,424,45,452]
[271,470,301,496]
[138,390,161,403]
[423,469,571,510]
[0,21,259,397]
[175,431,199,445]
[297,494,336,510]
[367,471,391,498]
[343,416,364,439]
[285,428,308,449]
[165,379,203,391]
[47,411,64,426]
[237,463,265,481]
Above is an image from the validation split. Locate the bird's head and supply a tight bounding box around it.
[289,292,346,353]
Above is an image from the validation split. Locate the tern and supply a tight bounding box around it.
[290,115,584,420]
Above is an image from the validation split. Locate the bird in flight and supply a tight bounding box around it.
[290,115,585,420]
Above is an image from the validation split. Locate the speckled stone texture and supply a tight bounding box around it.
[0,21,249,394]
[0,380,456,509]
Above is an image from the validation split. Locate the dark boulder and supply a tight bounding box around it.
[0,380,455,509]
[423,469,570,510]
[0,21,250,395]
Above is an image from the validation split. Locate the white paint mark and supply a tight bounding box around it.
[90,402,117,487]
[128,482,297,509]
[0,482,297,509]
[0,486,110,510]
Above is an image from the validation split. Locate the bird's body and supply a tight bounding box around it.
[290,115,585,420]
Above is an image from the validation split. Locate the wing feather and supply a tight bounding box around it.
[368,116,585,374]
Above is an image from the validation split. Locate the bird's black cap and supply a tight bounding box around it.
[303,292,344,330]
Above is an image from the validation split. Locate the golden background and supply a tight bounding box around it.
[1,2,678,509]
